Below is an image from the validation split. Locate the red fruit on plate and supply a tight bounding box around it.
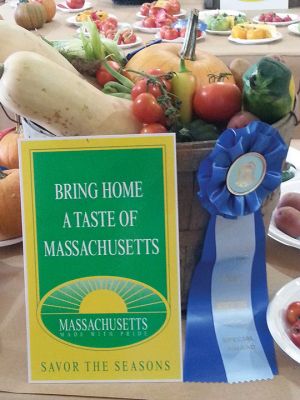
[286,301,300,325]
[289,320,300,348]
[140,2,151,16]
[66,0,85,9]
[142,17,157,28]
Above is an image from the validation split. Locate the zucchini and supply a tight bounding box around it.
[0,51,142,136]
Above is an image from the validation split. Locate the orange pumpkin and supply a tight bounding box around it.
[0,127,20,169]
[126,43,235,87]
[0,169,22,241]
[32,0,56,22]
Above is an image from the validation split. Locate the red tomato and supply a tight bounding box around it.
[140,123,168,134]
[96,60,120,87]
[131,79,163,100]
[121,29,137,44]
[148,6,161,18]
[105,17,118,27]
[168,0,181,14]
[286,301,300,325]
[161,27,179,40]
[156,17,174,27]
[180,27,202,38]
[289,320,300,348]
[101,21,118,34]
[143,17,157,28]
[66,0,85,9]
[140,2,151,16]
[193,82,242,123]
[132,93,164,124]
[105,29,117,40]
[146,68,172,92]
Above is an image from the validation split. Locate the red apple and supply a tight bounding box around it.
[66,0,85,10]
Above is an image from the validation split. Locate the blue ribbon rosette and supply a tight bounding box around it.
[184,121,288,383]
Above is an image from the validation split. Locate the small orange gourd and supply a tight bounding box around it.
[31,0,56,22]
[0,169,22,241]
[126,43,235,87]
[0,127,20,169]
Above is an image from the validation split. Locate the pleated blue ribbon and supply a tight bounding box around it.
[184,121,288,383]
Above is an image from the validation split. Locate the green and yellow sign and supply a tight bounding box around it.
[20,134,182,382]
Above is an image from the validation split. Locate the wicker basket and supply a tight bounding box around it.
[22,104,298,309]
[177,109,298,309]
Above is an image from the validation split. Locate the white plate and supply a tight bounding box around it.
[155,31,206,43]
[56,1,92,13]
[267,278,300,363]
[132,21,160,34]
[206,29,231,36]
[228,31,282,45]
[268,179,300,249]
[66,13,118,26]
[288,23,300,36]
[135,8,187,19]
[0,237,22,247]
[252,13,300,26]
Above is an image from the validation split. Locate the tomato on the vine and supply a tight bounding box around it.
[132,93,164,124]
[140,123,168,134]
[131,79,163,100]
[193,82,242,123]
[95,61,120,87]
[146,68,172,92]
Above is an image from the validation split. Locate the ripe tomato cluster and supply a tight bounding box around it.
[131,69,172,133]
[142,8,178,29]
[140,0,181,17]
[91,16,137,45]
[258,12,292,23]
[160,26,202,40]
[286,301,300,348]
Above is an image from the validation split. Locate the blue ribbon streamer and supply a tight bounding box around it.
[184,121,287,382]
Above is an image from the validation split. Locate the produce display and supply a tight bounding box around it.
[231,23,275,40]
[274,192,300,238]
[258,12,293,23]
[0,7,297,242]
[141,8,177,29]
[206,12,247,31]
[75,9,109,22]
[285,301,300,348]
[158,25,203,40]
[139,0,181,17]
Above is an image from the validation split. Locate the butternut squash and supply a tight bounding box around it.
[0,21,78,73]
[0,51,142,136]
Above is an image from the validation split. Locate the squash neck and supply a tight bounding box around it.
[0,64,3,80]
